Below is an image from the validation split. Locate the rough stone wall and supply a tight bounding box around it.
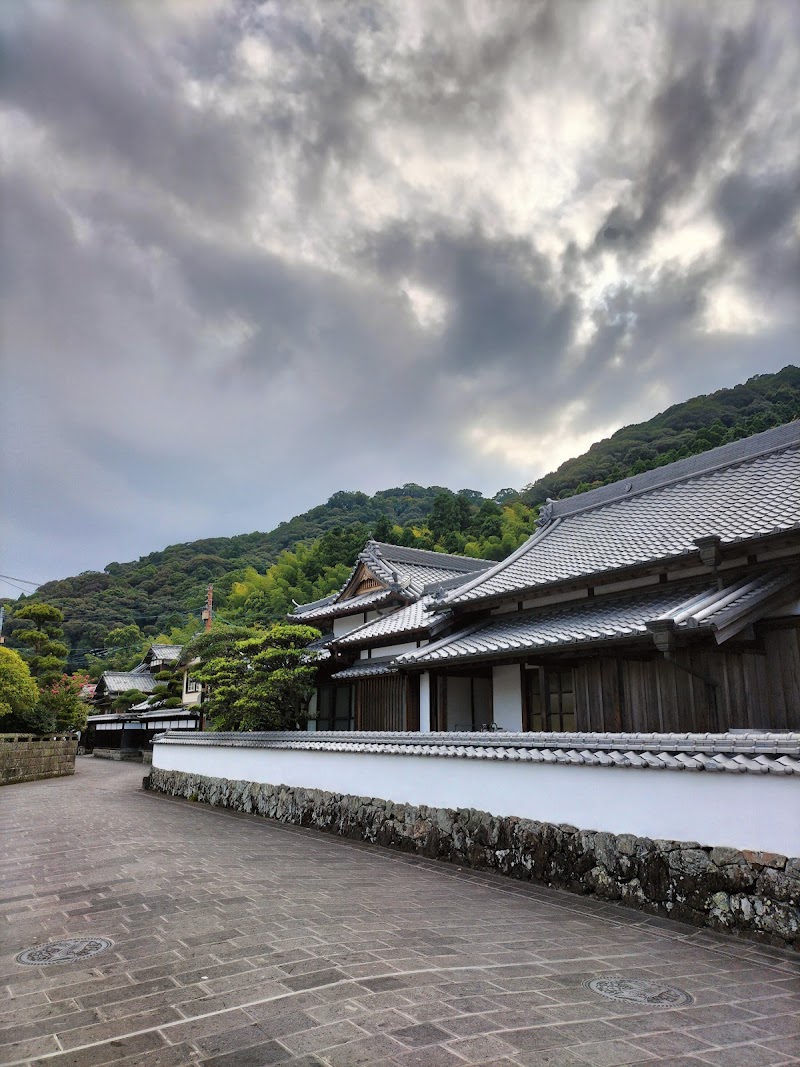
[147,767,800,948]
[0,735,78,786]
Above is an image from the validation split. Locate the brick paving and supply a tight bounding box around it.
[1,758,798,1067]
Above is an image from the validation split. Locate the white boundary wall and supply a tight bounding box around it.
[153,739,800,855]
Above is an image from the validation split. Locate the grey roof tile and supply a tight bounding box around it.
[291,541,492,622]
[442,422,800,606]
[146,644,182,660]
[293,587,401,622]
[155,728,800,775]
[400,568,798,666]
[333,596,448,648]
[330,656,398,680]
[97,671,157,695]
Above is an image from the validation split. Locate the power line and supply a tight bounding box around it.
[0,573,41,587]
[0,577,35,595]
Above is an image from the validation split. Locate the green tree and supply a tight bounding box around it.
[14,603,69,686]
[37,672,91,732]
[0,647,40,729]
[185,623,321,732]
[428,491,462,542]
[371,514,396,543]
[111,689,148,714]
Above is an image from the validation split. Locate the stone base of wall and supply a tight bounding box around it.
[0,734,78,785]
[93,749,143,762]
[148,766,800,948]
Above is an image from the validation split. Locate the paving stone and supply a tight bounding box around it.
[199,1043,292,1067]
[569,1038,656,1065]
[3,760,799,1067]
[444,1032,521,1062]
[756,1036,800,1058]
[276,1019,366,1054]
[692,1043,795,1066]
[192,1022,282,1057]
[321,1032,406,1066]
[627,1030,714,1057]
[508,1049,588,1067]
[281,968,347,992]
[25,1031,169,1067]
[393,1023,453,1047]
[688,1022,779,1046]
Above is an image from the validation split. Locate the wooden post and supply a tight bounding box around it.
[202,584,213,632]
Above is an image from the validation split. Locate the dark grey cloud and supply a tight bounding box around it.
[1,0,798,586]
[1,2,253,218]
[595,10,768,251]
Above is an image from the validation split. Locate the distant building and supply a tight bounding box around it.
[86,645,201,758]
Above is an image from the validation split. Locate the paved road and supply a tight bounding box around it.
[1,757,799,1067]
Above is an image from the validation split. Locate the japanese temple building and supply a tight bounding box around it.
[296,421,800,733]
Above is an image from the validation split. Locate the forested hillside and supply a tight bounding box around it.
[5,366,798,672]
[521,366,800,505]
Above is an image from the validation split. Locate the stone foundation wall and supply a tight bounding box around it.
[0,734,78,786]
[147,766,800,948]
[93,749,143,763]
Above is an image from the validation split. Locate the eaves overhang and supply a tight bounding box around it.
[437,529,800,617]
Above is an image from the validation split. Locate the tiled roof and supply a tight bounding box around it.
[400,569,798,666]
[154,729,800,776]
[291,592,339,618]
[333,596,448,648]
[291,541,492,622]
[366,541,490,575]
[303,632,333,662]
[96,671,157,695]
[293,587,402,623]
[146,644,182,661]
[329,656,398,680]
[442,422,800,606]
[650,567,800,644]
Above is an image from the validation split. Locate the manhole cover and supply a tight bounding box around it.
[15,937,114,967]
[584,974,693,1006]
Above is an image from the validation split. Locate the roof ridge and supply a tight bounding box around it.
[366,540,492,571]
[436,518,562,606]
[547,420,800,523]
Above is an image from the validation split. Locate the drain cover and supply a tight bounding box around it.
[584,974,693,1006]
[15,937,114,967]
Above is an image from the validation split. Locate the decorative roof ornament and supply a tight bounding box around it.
[536,498,556,529]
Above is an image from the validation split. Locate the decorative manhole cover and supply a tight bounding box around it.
[584,974,693,1006]
[15,937,114,967]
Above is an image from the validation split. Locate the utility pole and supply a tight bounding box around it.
[0,605,5,644]
[202,584,213,632]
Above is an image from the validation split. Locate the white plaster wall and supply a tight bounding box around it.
[153,741,800,855]
[372,640,419,658]
[332,614,368,638]
[419,673,431,732]
[493,665,523,730]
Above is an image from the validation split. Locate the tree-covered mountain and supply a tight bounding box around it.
[5,366,798,671]
[521,365,800,505]
[3,485,507,663]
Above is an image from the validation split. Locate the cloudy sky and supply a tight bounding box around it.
[2,0,798,588]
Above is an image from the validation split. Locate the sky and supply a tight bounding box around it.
[2,0,799,589]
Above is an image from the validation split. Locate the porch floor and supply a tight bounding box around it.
[2,758,798,1067]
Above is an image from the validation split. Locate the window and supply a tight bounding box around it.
[525,667,576,732]
[185,677,201,693]
[316,684,354,731]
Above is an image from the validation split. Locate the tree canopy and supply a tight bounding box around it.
[183,623,321,731]
[0,647,40,728]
